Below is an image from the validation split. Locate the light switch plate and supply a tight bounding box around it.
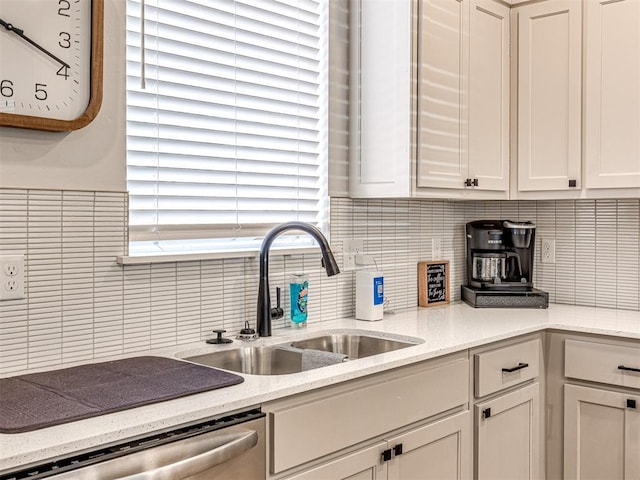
[343,239,364,271]
[432,237,442,259]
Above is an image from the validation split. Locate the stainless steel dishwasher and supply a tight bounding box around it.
[0,409,265,480]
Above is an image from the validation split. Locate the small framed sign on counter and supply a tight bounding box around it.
[418,260,450,307]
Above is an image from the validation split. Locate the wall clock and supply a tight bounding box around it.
[0,0,104,132]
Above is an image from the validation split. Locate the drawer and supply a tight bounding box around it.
[268,356,469,473]
[475,338,541,397]
[565,339,640,390]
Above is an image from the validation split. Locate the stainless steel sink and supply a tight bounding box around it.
[184,346,302,375]
[289,333,418,359]
[182,332,422,375]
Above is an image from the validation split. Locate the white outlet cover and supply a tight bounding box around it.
[541,238,556,264]
[0,254,25,300]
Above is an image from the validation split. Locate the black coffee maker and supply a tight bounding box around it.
[461,220,548,308]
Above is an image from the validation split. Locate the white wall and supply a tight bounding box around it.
[0,0,126,192]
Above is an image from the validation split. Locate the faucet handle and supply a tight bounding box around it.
[271,286,284,320]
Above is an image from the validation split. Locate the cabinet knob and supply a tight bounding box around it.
[568,179,577,188]
[627,399,637,410]
[464,178,479,187]
[483,408,491,419]
[381,448,392,462]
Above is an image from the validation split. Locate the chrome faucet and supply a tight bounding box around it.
[257,221,340,337]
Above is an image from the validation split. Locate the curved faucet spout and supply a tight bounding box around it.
[257,222,340,337]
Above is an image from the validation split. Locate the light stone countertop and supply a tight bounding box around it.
[1,302,639,473]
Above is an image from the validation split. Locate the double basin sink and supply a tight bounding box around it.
[182,331,423,376]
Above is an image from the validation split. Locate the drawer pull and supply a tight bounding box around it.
[618,365,640,373]
[502,362,529,373]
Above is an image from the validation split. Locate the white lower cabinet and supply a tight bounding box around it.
[265,353,470,479]
[386,412,471,480]
[475,383,540,480]
[564,384,640,480]
[472,336,543,480]
[284,441,388,480]
[562,337,640,480]
[287,411,471,480]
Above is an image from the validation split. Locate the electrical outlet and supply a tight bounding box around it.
[541,238,556,264]
[343,239,364,271]
[0,255,25,301]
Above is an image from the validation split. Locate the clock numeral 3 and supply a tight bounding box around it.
[59,32,71,49]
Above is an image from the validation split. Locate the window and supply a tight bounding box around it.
[125,0,328,255]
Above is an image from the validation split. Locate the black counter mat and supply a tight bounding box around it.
[0,356,244,433]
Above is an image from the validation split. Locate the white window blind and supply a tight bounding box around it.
[125,0,328,254]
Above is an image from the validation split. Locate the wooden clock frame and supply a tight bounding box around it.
[0,0,104,132]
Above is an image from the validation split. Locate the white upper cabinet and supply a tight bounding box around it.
[416,0,465,192]
[418,0,510,195]
[351,0,640,200]
[349,0,413,198]
[515,0,582,193]
[585,0,640,189]
[467,0,511,193]
[350,0,510,199]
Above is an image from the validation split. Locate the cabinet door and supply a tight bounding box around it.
[517,0,582,192]
[475,383,541,480]
[467,0,510,192]
[416,0,466,190]
[349,0,412,198]
[585,0,640,189]
[284,441,388,480]
[564,384,640,480]
[386,411,472,480]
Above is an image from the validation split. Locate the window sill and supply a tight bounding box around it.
[116,245,323,265]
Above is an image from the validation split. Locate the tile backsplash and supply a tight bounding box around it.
[1,189,639,374]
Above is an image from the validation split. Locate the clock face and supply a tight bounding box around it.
[0,0,93,123]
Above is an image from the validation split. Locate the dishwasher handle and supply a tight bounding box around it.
[123,428,258,480]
